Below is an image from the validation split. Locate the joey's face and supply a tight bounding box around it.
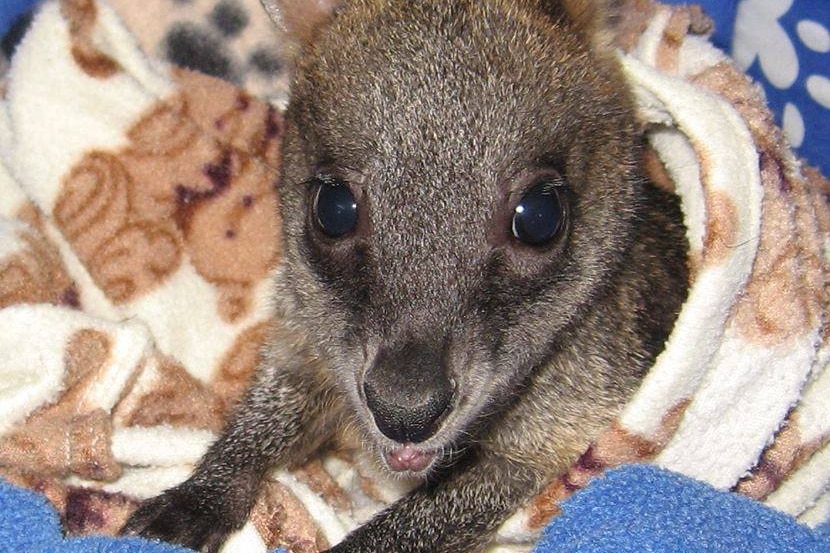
[275,1,642,475]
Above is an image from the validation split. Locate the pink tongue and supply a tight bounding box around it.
[387,444,434,472]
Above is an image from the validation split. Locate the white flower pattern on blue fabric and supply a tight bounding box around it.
[796,20,830,53]
[733,0,798,89]
[782,102,805,147]
[806,75,830,109]
[800,19,830,110]
[732,1,829,159]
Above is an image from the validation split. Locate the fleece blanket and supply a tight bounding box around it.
[0,0,828,552]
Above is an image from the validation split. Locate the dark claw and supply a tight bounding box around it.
[121,485,238,553]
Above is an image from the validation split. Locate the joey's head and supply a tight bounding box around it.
[262,0,643,475]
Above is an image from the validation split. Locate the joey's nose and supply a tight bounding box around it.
[364,380,453,443]
[363,341,454,443]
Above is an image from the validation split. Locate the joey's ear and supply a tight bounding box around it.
[540,0,617,51]
[260,0,346,47]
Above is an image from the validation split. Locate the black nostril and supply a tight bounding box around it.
[364,381,453,444]
[363,340,455,444]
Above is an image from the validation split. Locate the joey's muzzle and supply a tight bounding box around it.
[363,341,454,444]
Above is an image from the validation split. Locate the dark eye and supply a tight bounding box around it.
[511,181,566,246]
[312,176,358,238]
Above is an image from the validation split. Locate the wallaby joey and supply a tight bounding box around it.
[122,1,689,551]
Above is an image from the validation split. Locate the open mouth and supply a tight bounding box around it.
[386,443,436,473]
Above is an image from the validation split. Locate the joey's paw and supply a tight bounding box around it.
[121,487,237,553]
[324,538,378,553]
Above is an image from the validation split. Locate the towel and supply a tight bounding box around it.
[0,1,828,552]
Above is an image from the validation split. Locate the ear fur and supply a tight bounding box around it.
[260,0,345,47]
[263,1,616,52]
[539,0,617,51]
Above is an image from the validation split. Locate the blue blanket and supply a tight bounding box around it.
[536,465,830,553]
[0,477,188,553]
[2,465,829,553]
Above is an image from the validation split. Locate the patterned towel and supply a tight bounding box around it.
[0,1,827,552]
